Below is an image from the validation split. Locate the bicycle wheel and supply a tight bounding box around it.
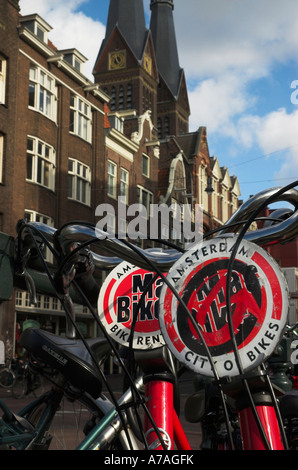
[32,374,45,397]
[24,388,127,450]
[12,375,27,399]
[0,368,15,388]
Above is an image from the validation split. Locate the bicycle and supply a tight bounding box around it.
[11,360,45,399]
[0,359,16,389]
[0,181,297,450]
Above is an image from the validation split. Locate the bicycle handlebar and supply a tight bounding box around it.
[220,185,298,246]
[21,184,298,275]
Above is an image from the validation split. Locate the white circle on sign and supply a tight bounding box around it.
[97,262,165,350]
[158,237,289,378]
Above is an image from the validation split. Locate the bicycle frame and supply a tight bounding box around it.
[77,376,143,450]
[137,347,191,451]
[78,350,191,450]
[238,403,284,450]
[144,376,191,450]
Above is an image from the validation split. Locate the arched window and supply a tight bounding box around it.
[110,86,116,111]
[119,85,124,110]
[127,84,132,109]
[164,116,169,136]
[157,118,162,139]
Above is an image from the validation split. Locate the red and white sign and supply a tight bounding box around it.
[98,262,165,349]
[158,237,289,378]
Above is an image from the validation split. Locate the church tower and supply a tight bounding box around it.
[93,0,189,138]
[93,0,159,128]
[150,0,190,138]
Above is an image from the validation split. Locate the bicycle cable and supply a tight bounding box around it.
[224,180,298,449]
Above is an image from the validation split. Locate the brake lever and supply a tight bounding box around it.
[15,240,37,306]
[53,262,77,339]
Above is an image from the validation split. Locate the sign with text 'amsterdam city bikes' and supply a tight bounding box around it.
[158,237,289,378]
[97,262,165,349]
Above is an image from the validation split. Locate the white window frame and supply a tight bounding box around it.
[107,160,117,198]
[212,179,219,220]
[70,94,92,142]
[0,135,4,183]
[142,154,150,177]
[0,57,7,105]
[26,136,56,190]
[221,186,229,223]
[120,168,129,204]
[137,186,153,218]
[68,158,91,206]
[29,65,57,121]
[198,165,208,210]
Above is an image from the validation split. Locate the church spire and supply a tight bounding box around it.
[100,0,147,61]
[149,0,182,98]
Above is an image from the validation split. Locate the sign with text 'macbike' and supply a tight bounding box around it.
[97,262,165,349]
[158,237,289,378]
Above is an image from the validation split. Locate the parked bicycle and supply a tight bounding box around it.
[0,181,297,450]
[0,359,17,389]
[11,360,45,399]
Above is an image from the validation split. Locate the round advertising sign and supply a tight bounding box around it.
[158,237,289,378]
[97,262,165,349]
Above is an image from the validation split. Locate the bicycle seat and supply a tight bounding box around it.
[20,328,111,398]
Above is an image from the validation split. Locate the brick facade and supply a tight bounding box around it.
[0,0,242,358]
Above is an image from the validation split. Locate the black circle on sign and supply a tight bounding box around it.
[176,259,262,357]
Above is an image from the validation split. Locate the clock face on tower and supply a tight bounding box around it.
[143,54,152,75]
[109,50,126,70]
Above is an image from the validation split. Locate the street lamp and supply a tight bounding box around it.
[205,176,214,194]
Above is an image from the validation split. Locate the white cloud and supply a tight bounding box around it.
[255,108,298,184]
[174,0,298,81]
[18,0,298,189]
[175,0,298,154]
[256,108,298,153]
[188,73,254,134]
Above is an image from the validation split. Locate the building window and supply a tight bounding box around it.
[127,84,132,109]
[21,15,50,43]
[221,186,229,223]
[0,134,4,183]
[24,209,54,227]
[26,136,56,190]
[69,94,92,142]
[164,117,169,136]
[212,179,219,219]
[157,118,162,139]
[137,186,153,217]
[107,160,117,198]
[142,154,150,177]
[29,65,57,121]
[198,165,208,210]
[120,168,129,204]
[15,291,22,307]
[119,86,124,110]
[68,158,91,206]
[110,87,116,111]
[43,296,50,309]
[0,57,7,105]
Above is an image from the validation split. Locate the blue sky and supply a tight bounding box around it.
[19,0,298,205]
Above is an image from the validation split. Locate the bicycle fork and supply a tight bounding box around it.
[136,347,191,451]
[236,391,285,450]
[224,372,287,450]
